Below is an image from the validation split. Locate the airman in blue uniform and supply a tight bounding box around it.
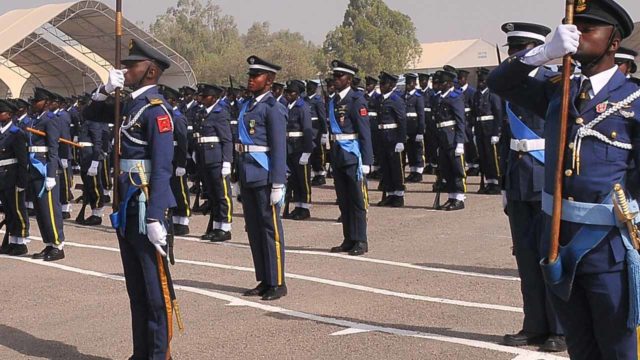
[432,69,467,211]
[418,73,439,176]
[0,100,30,256]
[272,81,287,107]
[455,68,480,176]
[327,60,374,256]
[284,80,314,220]
[616,47,638,77]
[75,94,107,226]
[194,83,234,242]
[84,39,177,360]
[375,72,407,208]
[488,1,638,357]
[12,98,36,215]
[29,87,66,261]
[238,56,288,301]
[492,22,565,352]
[50,93,74,219]
[159,85,191,236]
[365,76,382,179]
[306,79,329,187]
[403,73,426,183]
[472,68,503,195]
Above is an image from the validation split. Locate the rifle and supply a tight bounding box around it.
[283,184,293,218]
[547,0,575,263]
[432,171,442,210]
[495,44,503,64]
[26,128,83,148]
[112,0,123,211]
[74,182,88,223]
[166,208,176,265]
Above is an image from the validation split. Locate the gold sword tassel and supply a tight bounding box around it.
[613,183,640,250]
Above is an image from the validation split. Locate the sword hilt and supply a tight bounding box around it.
[135,162,150,200]
[613,183,640,249]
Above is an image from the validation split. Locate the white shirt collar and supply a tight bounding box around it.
[206,99,220,114]
[481,88,489,94]
[0,121,12,134]
[18,114,26,122]
[382,90,394,100]
[288,100,296,110]
[440,87,453,98]
[409,89,416,96]
[329,93,335,98]
[460,83,468,92]
[337,87,351,100]
[131,85,157,101]
[53,109,60,115]
[580,65,619,98]
[528,68,539,78]
[254,91,269,104]
[186,99,195,109]
[276,94,283,102]
[39,111,48,119]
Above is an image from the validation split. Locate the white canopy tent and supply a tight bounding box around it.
[0,1,196,98]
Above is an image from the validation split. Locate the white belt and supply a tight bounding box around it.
[406,112,418,117]
[120,159,152,173]
[424,108,432,112]
[311,117,319,121]
[187,126,194,131]
[230,121,238,125]
[510,138,545,152]
[108,124,114,128]
[235,144,270,153]
[436,121,456,128]
[465,108,471,113]
[173,141,178,146]
[378,123,398,130]
[193,132,200,138]
[198,136,220,144]
[287,131,304,138]
[78,142,93,147]
[476,115,495,121]
[0,158,18,167]
[29,146,48,153]
[368,111,378,117]
[331,134,358,141]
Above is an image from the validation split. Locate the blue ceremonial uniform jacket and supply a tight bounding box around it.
[433,88,466,148]
[488,53,640,274]
[77,119,105,168]
[31,111,60,178]
[376,91,407,144]
[55,109,72,161]
[498,67,556,202]
[68,106,81,140]
[197,100,233,166]
[277,95,288,107]
[172,107,188,169]
[472,88,503,137]
[330,88,374,167]
[305,94,327,142]
[0,122,29,189]
[84,86,176,220]
[286,97,314,154]
[405,89,426,136]
[238,92,287,187]
[462,85,476,124]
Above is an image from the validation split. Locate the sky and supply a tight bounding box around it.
[3,0,640,46]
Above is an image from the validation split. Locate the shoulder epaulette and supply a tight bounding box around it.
[449,90,461,99]
[265,96,276,106]
[147,96,164,106]
[9,125,19,134]
[549,75,563,84]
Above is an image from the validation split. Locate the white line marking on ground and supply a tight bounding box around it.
[330,328,372,336]
[64,241,523,313]
[0,255,566,359]
[174,235,521,282]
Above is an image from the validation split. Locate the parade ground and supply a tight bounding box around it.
[0,175,569,360]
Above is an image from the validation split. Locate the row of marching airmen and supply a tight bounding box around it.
[2,0,640,356]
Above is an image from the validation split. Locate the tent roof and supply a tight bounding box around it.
[411,39,507,71]
[0,1,196,97]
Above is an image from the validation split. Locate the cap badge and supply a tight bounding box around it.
[505,23,514,32]
[128,39,134,50]
[576,0,587,13]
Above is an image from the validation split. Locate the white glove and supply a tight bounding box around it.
[60,159,68,169]
[299,153,311,165]
[175,167,186,177]
[16,187,24,192]
[501,190,508,213]
[221,162,231,176]
[523,25,580,66]
[87,161,99,176]
[395,143,404,153]
[415,134,424,142]
[104,69,126,93]
[455,143,465,156]
[321,133,329,145]
[491,136,500,145]
[361,165,371,175]
[270,184,285,206]
[45,177,56,191]
[146,221,167,257]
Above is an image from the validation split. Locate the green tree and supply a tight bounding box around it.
[323,0,422,76]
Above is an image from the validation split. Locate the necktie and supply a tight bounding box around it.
[575,79,592,112]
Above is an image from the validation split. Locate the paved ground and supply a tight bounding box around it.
[0,174,568,360]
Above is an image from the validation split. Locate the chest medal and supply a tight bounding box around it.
[249,119,256,135]
[596,102,608,114]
